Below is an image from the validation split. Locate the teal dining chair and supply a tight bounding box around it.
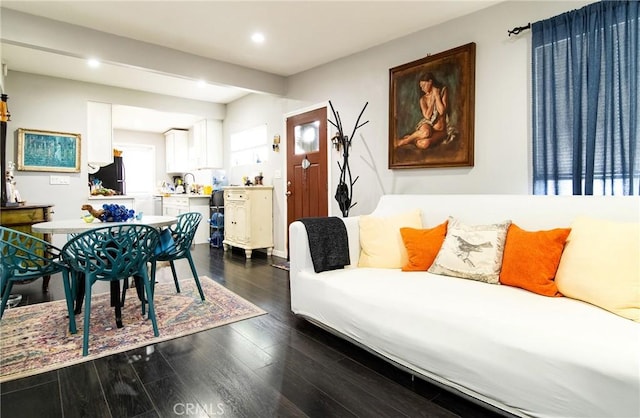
[151,212,205,301]
[0,226,76,333]
[61,224,160,356]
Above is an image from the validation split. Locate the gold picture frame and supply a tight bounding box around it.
[17,128,81,173]
[389,43,475,169]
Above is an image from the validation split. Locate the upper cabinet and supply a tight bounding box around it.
[166,120,222,173]
[165,129,189,173]
[87,101,113,166]
[190,119,223,169]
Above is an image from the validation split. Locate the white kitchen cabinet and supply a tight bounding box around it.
[223,186,273,258]
[190,119,223,169]
[165,129,189,173]
[87,101,113,166]
[162,195,210,244]
[85,196,135,214]
[162,196,187,217]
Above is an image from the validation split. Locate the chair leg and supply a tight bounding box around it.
[121,277,128,306]
[114,296,123,329]
[0,281,15,319]
[82,279,93,356]
[0,275,8,297]
[150,260,157,297]
[169,261,181,293]
[133,275,145,302]
[70,271,78,306]
[185,253,205,301]
[137,274,146,317]
[140,271,159,337]
[149,260,158,315]
[61,270,77,334]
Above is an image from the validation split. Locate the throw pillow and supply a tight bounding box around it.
[154,228,175,255]
[428,217,511,284]
[358,209,422,268]
[499,224,571,296]
[555,217,640,322]
[400,221,448,271]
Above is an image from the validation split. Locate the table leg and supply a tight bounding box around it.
[74,273,85,315]
[42,231,52,293]
[110,281,123,328]
[75,275,124,328]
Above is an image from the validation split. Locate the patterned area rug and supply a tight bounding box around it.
[271,261,290,271]
[0,276,266,383]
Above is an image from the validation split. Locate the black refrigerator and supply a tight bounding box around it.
[93,156,126,195]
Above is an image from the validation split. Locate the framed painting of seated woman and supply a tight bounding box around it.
[389,42,475,169]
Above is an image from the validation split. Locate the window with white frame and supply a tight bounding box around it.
[114,143,155,194]
[230,124,268,167]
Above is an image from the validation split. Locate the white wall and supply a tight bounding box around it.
[286,1,590,214]
[224,0,591,255]
[4,1,591,254]
[2,8,286,97]
[0,8,4,94]
[4,71,224,246]
[224,93,306,257]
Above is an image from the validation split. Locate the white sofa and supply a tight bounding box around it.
[289,195,640,418]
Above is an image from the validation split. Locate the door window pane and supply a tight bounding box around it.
[294,121,319,155]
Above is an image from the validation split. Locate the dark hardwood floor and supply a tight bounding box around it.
[1,245,506,418]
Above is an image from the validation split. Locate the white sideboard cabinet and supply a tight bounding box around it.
[222,186,273,259]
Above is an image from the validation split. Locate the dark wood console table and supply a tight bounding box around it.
[0,204,55,292]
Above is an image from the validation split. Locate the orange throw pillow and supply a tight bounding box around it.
[499,224,571,297]
[400,221,448,271]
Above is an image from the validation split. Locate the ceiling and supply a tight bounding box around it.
[1,1,500,132]
[111,105,204,134]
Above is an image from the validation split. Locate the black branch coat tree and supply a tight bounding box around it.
[328,100,368,217]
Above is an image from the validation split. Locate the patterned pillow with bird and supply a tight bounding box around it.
[428,217,511,284]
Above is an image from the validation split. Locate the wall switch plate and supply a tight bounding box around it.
[274,170,282,179]
[50,175,70,185]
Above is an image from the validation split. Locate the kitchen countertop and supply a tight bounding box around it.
[223,185,274,190]
[155,194,210,198]
[87,195,133,200]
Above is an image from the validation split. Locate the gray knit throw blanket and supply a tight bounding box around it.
[298,217,350,273]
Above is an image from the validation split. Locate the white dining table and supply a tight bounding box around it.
[32,215,177,234]
[32,215,178,328]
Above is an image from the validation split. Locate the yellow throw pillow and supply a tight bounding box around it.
[358,209,422,268]
[555,217,640,322]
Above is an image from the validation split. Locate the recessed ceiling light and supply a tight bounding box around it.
[197,80,207,88]
[251,32,265,44]
[87,58,100,68]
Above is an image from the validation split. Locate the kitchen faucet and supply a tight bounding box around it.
[183,172,195,194]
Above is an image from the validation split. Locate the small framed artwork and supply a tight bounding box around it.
[17,128,81,172]
[389,42,475,169]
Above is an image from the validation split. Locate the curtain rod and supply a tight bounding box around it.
[508,23,531,36]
